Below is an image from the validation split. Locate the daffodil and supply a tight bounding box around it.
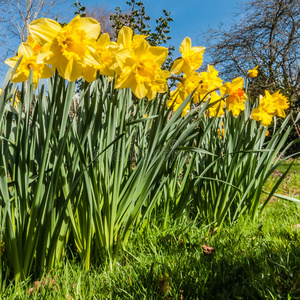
[271,90,289,117]
[207,92,225,118]
[115,26,147,51]
[197,65,223,101]
[167,93,191,116]
[29,15,101,82]
[169,72,203,105]
[251,90,289,126]
[94,33,118,77]
[114,39,170,99]
[0,88,21,108]
[248,65,259,78]
[217,122,225,139]
[108,26,148,76]
[171,37,205,76]
[170,66,223,108]
[200,65,223,92]
[82,33,119,81]
[220,77,247,117]
[5,43,52,88]
[251,106,274,127]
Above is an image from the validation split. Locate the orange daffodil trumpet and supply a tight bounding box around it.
[28,15,101,82]
[220,77,247,117]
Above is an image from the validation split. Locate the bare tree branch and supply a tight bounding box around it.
[202,0,300,106]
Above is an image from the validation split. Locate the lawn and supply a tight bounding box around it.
[3,159,300,299]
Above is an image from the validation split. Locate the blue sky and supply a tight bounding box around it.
[77,0,239,55]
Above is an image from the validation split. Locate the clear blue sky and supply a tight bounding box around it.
[83,0,238,53]
[77,0,239,55]
[0,0,239,83]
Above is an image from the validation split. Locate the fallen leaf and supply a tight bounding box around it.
[202,244,216,255]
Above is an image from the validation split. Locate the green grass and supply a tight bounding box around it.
[2,203,300,299]
[2,159,300,299]
[264,158,300,199]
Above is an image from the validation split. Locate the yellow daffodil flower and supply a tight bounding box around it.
[251,105,274,127]
[167,92,191,116]
[0,88,21,109]
[271,90,289,118]
[171,37,205,76]
[29,15,101,82]
[114,39,170,99]
[5,43,53,88]
[220,77,247,117]
[217,122,225,139]
[169,66,223,110]
[197,65,223,101]
[200,65,223,92]
[116,26,147,51]
[251,90,289,126]
[207,92,225,118]
[248,66,259,78]
[108,26,148,76]
[95,33,118,77]
[82,33,119,82]
[169,72,202,105]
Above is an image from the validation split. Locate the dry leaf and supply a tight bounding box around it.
[202,244,216,255]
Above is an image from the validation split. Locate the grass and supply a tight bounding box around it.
[2,159,300,299]
[264,158,300,199]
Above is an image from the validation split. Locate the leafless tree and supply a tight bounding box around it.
[85,6,114,37]
[0,0,67,60]
[203,0,300,109]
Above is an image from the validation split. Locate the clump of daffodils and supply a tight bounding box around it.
[4,15,289,126]
[5,16,170,100]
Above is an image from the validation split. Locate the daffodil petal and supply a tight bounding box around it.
[41,64,53,78]
[82,65,97,82]
[11,70,28,83]
[29,18,61,45]
[115,48,134,69]
[98,33,110,46]
[146,88,156,100]
[149,46,168,65]
[170,59,184,75]
[132,81,148,99]
[5,57,19,68]
[84,47,101,66]
[18,43,34,58]
[179,37,191,54]
[135,40,150,60]
[117,26,133,48]
[70,16,101,40]
[231,77,244,90]
[115,68,134,89]
[57,57,82,82]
